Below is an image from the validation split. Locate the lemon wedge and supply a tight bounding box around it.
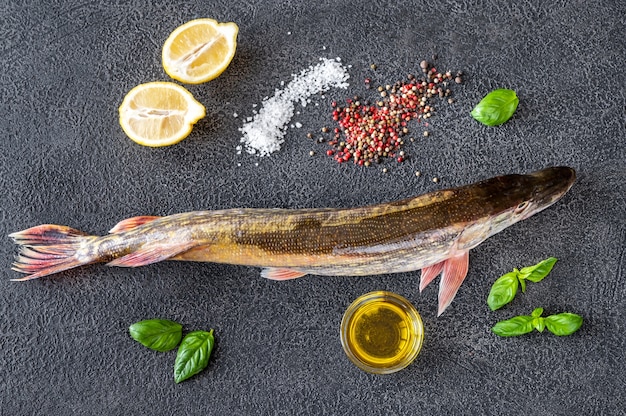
[162,18,238,84]
[118,82,205,147]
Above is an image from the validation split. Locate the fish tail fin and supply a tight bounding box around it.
[437,251,470,316]
[9,224,98,281]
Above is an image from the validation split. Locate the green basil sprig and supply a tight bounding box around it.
[487,257,557,311]
[471,89,519,126]
[129,319,182,352]
[129,319,215,383]
[174,330,215,383]
[492,308,583,337]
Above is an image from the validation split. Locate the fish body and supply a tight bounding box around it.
[10,167,576,315]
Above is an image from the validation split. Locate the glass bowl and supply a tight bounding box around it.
[340,291,424,374]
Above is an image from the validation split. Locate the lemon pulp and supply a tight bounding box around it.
[118,81,205,147]
[162,18,238,84]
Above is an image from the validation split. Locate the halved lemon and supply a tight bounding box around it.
[162,18,238,84]
[118,82,205,147]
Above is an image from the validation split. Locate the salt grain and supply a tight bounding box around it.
[239,58,349,156]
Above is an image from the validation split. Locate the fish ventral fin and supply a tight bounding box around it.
[107,241,195,268]
[437,251,470,316]
[261,268,307,281]
[420,261,445,292]
[109,216,162,233]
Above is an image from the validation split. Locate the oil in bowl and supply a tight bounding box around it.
[340,291,424,374]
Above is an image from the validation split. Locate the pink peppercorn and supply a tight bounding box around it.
[323,60,461,167]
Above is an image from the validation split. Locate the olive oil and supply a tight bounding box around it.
[341,291,424,374]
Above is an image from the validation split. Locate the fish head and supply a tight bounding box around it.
[511,166,576,220]
[457,167,576,249]
[489,165,576,230]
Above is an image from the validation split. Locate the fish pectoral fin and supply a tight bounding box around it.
[109,216,162,233]
[437,251,470,316]
[420,261,445,292]
[261,268,307,281]
[107,242,195,268]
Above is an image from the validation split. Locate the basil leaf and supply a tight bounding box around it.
[519,277,527,293]
[174,330,215,383]
[492,315,534,337]
[487,271,519,311]
[519,257,558,283]
[470,89,519,126]
[129,319,183,352]
[532,308,546,332]
[532,317,546,332]
[545,313,583,336]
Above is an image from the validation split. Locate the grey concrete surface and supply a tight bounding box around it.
[1,1,624,415]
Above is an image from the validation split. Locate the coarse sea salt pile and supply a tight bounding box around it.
[238,58,349,156]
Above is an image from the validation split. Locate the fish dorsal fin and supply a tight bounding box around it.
[261,268,307,281]
[109,216,162,233]
[437,251,470,316]
[107,241,195,268]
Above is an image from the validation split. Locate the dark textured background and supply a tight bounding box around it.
[1,1,625,415]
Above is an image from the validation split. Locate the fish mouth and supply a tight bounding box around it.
[527,166,576,215]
